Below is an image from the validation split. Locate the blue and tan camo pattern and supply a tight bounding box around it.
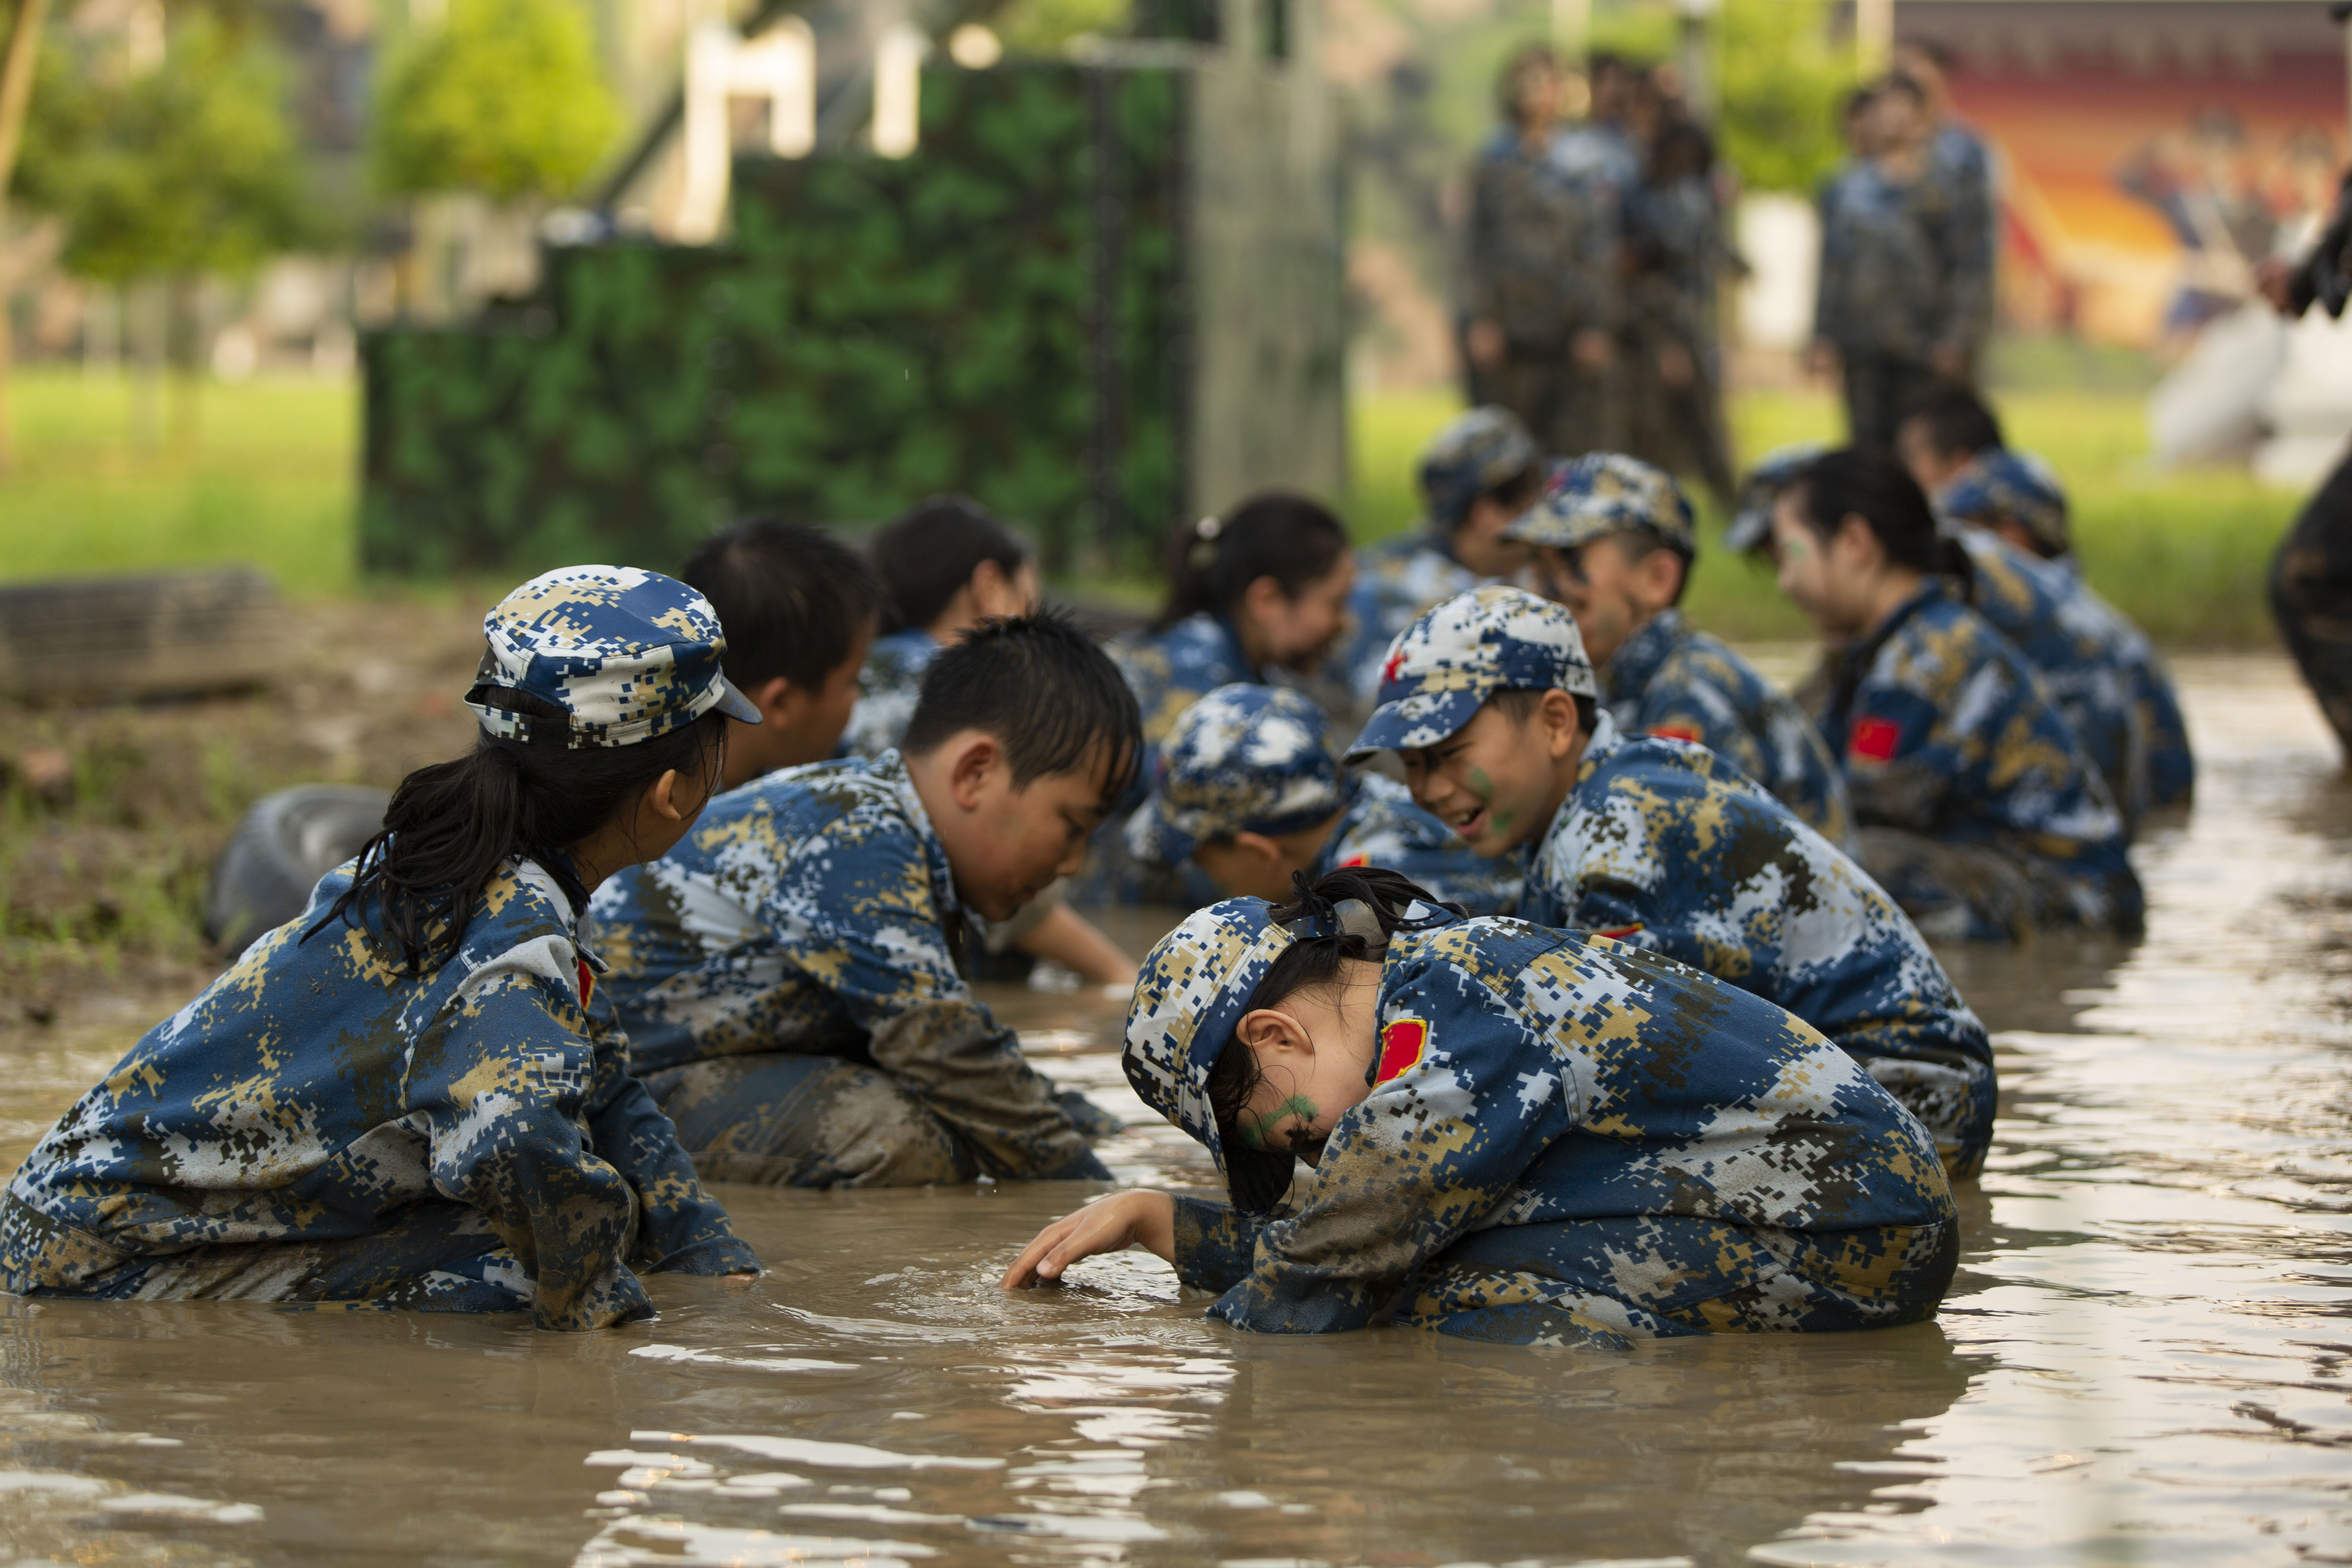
[1348,587,1598,761]
[1110,612,1261,785]
[588,753,1110,1181]
[1809,578,2144,940]
[1312,774,1522,916]
[467,565,761,747]
[1504,451,1697,555]
[1598,608,1854,845]
[1937,448,2071,558]
[1954,530,2148,828]
[1466,127,1622,351]
[1417,405,1543,530]
[1136,911,1957,1345]
[837,626,938,761]
[0,856,757,1329]
[1814,156,1988,363]
[1126,684,1351,865]
[1336,535,1491,708]
[1521,712,1992,1171]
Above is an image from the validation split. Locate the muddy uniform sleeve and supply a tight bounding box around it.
[765,811,1109,1181]
[412,947,661,1331]
[581,988,760,1276]
[1169,1195,1277,1293]
[1203,958,1572,1333]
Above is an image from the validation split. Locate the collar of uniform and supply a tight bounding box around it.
[1202,614,1262,683]
[1526,709,1620,876]
[872,748,964,927]
[1600,608,1684,708]
[511,853,608,973]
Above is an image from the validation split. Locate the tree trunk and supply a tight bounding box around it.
[0,0,56,474]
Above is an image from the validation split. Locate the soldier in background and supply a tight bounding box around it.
[1812,76,1984,451]
[1621,116,1738,508]
[1894,39,1997,375]
[1463,46,1621,456]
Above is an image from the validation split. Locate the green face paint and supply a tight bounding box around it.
[1466,764,1516,835]
[1239,1095,1318,1151]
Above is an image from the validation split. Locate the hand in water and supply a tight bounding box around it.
[1000,1190,1176,1288]
[722,1270,760,1291]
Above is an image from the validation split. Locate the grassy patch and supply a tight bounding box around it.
[1345,381,2303,646]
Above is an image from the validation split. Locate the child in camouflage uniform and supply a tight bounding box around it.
[1334,407,1542,708]
[1506,452,1853,843]
[1894,385,2194,810]
[590,613,1138,1187]
[840,495,1132,986]
[681,517,882,791]
[1124,683,1520,914]
[1003,869,1957,1347]
[1343,585,1994,1172]
[0,568,763,1329]
[1768,449,2144,941]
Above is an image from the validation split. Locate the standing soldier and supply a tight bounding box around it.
[1464,46,1621,456]
[1812,76,1975,451]
[1895,39,1997,377]
[1621,117,1738,508]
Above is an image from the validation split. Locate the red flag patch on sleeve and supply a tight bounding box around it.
[1647,724,1701,744]
[1339,852,1372,868]
[1375,1018,1428,1085]
[577,959,595,1011]
[1593,923,1644,941]
[1850,717,1901,763]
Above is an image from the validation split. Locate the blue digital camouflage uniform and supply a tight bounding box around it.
[1125,899,1958,1347]
[1507,453,1854,843]
[1335,408,1539,707]
[1815,158,1978,450]
[1124,683,1519,915]
[1466,123,1624,454]
[1809,578,2144,942]
[589,752,1112,1187]
[838,626,938,760]
[1938,448,2195,808]
[1347,586,1991,1172]
[1091,612,1263,904]
[0,564,769,1327]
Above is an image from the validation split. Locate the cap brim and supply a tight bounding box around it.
[1123,797,1196,868]
[1343,688,1487,762]
[713,677,764,725]
[1722,505,1774,556]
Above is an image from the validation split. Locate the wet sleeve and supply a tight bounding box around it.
[1206,962,1574,1334]
[411,952,657,1332]
[766,812,1109,1181]
[1169,1195,1277,1293]
[582,993,760,1277]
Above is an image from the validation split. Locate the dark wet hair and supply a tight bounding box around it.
[1207,867,1461,1212]
[902,610,1141,807]
[310,690,725,977]
[869,495,1033,636]
[1155,491,1350,632]
[1785,448,1972,588]
[1488,684,1600,742]
[681,517,882,691]
[1898,383,2005,461]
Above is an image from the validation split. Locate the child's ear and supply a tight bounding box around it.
[1231,831,1283,870]
[746,675,795,727]
[1235,1007,1312,1059]
[1541,689,1582,759]
[947,733,1004,808]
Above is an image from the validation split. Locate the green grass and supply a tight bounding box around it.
[1345,381,2304,646]
[0,363,2305,645]
[2,369,357,596]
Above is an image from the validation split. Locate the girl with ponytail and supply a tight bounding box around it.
[0,567,762,1330]
[1771,448,2143,941]
[1004,865,1959,1348]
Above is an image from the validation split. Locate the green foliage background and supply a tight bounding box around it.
[372,0,621,200]
[362,65,1183,577]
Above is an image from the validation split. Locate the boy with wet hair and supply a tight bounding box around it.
[1125,683,1521,914]
[590,612,1139,1187]
[1506,452,1852,843]
[1344,586,1996,1174]
[682,516,883,789]
[1336,406,1544,706]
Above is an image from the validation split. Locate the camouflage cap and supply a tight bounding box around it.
[466,565,763,747]
[1936,449,2071,557]
[1417,405,1543,530]
[1344,585,1597,762]
[1126,684,1347,868]
[1503,452,1696,555]
[1724,441,1829,556]
[1122,897,1298,1179]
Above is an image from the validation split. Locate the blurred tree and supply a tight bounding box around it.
[993,0,1127,55]
[1716,0,1855,194]
[16,11,308,450]
[0,0,53,471]
[373,0,620,202]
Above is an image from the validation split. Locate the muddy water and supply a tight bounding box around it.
[2,655,2350,1566]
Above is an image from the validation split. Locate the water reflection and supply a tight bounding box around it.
[0,657,2347,1564]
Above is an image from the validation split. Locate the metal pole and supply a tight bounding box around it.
[1857,0,1893,72]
